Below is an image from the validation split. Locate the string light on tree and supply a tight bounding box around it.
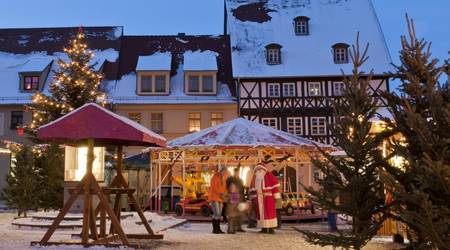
[26,27,107,139]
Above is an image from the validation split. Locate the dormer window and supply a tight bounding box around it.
[294,16,310,35]
[19,58,52,92]
[136,53,171,95]
[265,43,282,65]
[184,51,218,95]
[332,43,350,64]
[24,76,39,90]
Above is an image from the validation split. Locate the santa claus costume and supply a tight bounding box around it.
[249,163,281,233]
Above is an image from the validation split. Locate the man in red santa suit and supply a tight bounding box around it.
[249,162,281,234]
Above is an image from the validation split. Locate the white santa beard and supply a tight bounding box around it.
[255,170,266,225]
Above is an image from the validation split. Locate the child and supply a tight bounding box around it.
[224,183,241,234]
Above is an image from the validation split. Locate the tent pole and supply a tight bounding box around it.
[295,149,300,216]
[283,162,287,193]
[182,151,186,216]
[158,156,162,212]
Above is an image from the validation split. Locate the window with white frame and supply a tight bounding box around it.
[333,82,345,96]
[261,118,278,129]
[332,43,349,64]
[210,112,223,126]
[294,16,310,36]
[308,82,321,96]
[310,117,327,135]
[267,49,280,64]
[268,83,280,97]
[150,113,163,133]
[283,83,295,97]
[137,72,170,95]
[185,72,217,94]
[188,112,201,132]
[287,117,302,136]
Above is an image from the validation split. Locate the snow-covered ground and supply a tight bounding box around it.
[0,211,403,250]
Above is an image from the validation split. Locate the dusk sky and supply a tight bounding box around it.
[1,0,448,88]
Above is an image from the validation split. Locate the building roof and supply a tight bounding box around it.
[111,35,235,104]
[0,26,122,105]
[226,0,392,78]
[136,53,172,71]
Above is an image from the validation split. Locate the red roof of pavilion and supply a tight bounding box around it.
[37,103,166,147]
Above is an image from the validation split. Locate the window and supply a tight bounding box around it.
[185,73,217,94]
[332,43,349,64]
[137,72,170,95]
[333,82,345,96]
[140,75,152,93]
[310,117,327,135]
[283,83,295,97]
[188,113,201,133]
[23,76,39,91]
[268,83,280,97]
[265,43,282,65]
[128,112,141,124]
[10,111,23,129]
[188,76,200,93]
[261,118,278,129]
[211,112,223,127]
[150,113,163,133]
[287,117,302,136]
[202,76,214,93]
[294,16,310,35]
[154,75,166,93]
[308,82,321,96]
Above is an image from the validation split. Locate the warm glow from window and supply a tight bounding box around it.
[65,146,105,181]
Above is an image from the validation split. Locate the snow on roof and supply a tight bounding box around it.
[112,61,234,105]
[18,58,53,72]
[168,117,333,149]
[226,0,392,78]
[39,103,166,143]
[136,53,172,71]
[0,49,119,104]
[183,50,218,71]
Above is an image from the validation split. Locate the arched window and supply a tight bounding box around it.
[265,43,282,65]
[293,16,310,35]
[332,43,350,64]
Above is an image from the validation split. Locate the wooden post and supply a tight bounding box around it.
[82,139,95,244]
[182,151,186,216]
[158,157,162,212]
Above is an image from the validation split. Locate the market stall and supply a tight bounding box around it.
[33,103,166,247]
[149,118,334,219]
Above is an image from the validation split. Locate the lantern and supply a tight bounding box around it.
[17,127,24,137]
[64,146,105,181]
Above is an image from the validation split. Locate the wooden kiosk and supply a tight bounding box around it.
[32,103,166,247]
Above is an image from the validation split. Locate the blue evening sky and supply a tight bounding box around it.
[1,0,448,88]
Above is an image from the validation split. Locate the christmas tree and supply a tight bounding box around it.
[27,27,106,135]
[0,144,40,217]
[299,33,388,250]
[23,27,107,209]
[381,16,450,249]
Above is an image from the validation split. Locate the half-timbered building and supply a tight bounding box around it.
[225,0,392,145]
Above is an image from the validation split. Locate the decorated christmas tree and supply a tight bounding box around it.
[22,27,107,209]
[27,27,106,136]
[299,34,388,250]
[0,144,39,217]
[381,16,450,249]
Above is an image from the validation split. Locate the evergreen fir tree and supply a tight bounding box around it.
[299,33,388,250]
[35,145,65,210]
[381,16,450,249]
[23,27,106,209]
[0,144,39,217]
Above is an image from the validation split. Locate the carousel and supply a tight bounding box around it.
[149,118,334,220]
